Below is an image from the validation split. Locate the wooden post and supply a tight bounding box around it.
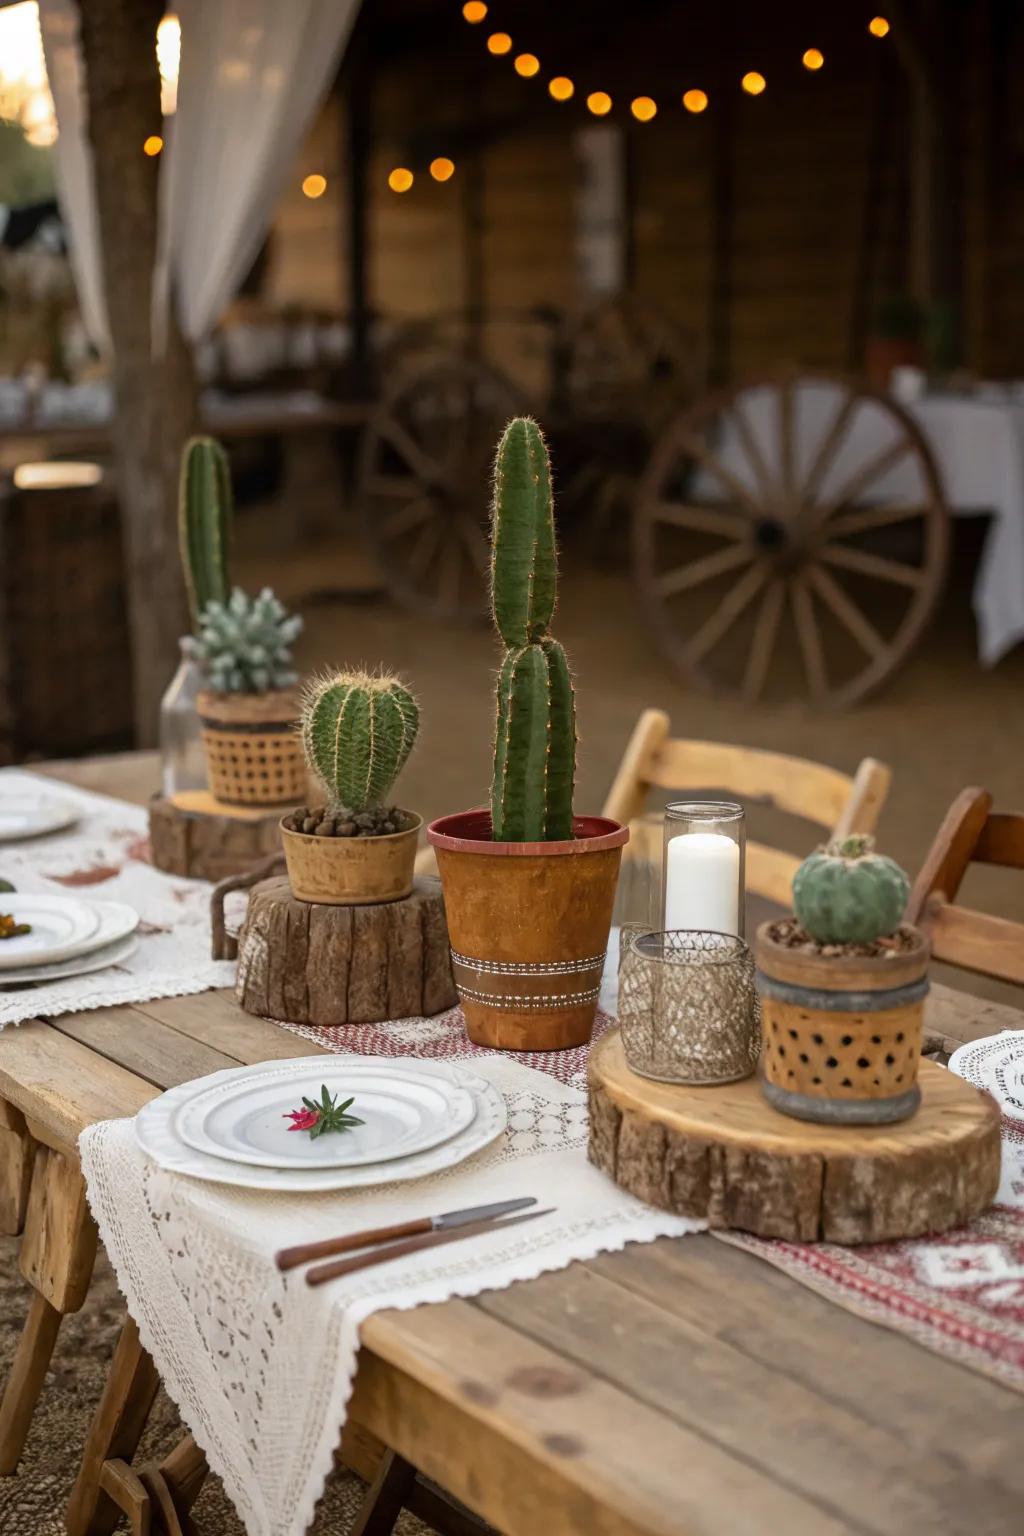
[75,0,198,746]
[344,23,372,398]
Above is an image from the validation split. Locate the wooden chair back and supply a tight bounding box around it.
[602,708,891,906]
[907,788,1024,986]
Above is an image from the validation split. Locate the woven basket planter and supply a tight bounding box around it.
[755,921,930,1125]
[197,689,303,808]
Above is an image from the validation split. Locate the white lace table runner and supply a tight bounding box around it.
[80,1052,702,1536]
[0,770,235,1026]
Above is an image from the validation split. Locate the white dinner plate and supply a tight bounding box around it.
[0,793,79,842]
[176,1061,476,1169]
[135,1057,506,1192]
[0,932,139,985]
[0,894,103,969]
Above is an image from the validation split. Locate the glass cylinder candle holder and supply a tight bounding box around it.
[619,929,759,1084]
[662,801,745,937]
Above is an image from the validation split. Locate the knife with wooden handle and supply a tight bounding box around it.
[275,1196,538,1272]
[303,1206,554,1287]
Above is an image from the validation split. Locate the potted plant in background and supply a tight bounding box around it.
[865,293,924,390]
[186,585,305,808]
[756,835,929,1124]
[428,416,628,1051]
[281,669,421,904]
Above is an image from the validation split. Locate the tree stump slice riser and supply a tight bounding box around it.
[149,795,285,882]
[588,1029,1000,1244]
[235,876,456,1026]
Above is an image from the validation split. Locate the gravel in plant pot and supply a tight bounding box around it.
[427,416,628,1051]
[186,586,305,807]
[755,835,929,1125]
[281,669,421,905]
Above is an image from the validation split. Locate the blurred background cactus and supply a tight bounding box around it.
[185,587,302,695]
[179,436,233,628]
[489,417,576,842]
[300,669,419,816]
[792,835,910,945]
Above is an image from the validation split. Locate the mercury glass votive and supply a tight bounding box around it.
[619,929,759,1084]
[662,801,745,937]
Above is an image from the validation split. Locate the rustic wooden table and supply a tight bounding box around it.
[1,752,1023,1536]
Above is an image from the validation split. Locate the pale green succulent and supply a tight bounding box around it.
[185,586,302,694]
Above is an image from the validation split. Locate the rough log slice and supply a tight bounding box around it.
[149,792,286,882]
[588,1028,1000,1244]
[235,875,457,1026]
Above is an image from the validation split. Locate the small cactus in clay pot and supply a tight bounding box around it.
[792,835,910,946]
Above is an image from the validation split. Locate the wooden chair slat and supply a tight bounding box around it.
[645,738,860,829]
[926,901,1024,986]
[974,811,1024,869]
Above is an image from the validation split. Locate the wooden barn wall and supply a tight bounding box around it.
[264,1,1024,385]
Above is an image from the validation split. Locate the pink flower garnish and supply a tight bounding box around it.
[283,1107,320,1132]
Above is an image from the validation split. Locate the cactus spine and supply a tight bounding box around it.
[301,670,419,814]
[179,437,232,628]
[489,418,576,842]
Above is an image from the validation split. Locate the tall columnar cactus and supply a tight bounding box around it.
[179,436,232,627]
[301,670,419,814]
[793,835,910,945]
[489,418,576,842]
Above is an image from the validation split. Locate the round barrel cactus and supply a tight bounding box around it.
[792,835,910,945]
[301,670,419,814]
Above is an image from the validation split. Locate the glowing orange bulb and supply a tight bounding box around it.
[302,174,327,198]
[514,53,540,77]
[868,15,890,37]
[802,48,824,70]
[430,157,455,182]
[682,88,708,114]
[143,134,163,156]
[487,31,512,55]
[741,71,766,96]
[586,90,612,116]
[548,76,574,102]
[462,1,487,21]
[388,167,414,193]
[630,96,657,122]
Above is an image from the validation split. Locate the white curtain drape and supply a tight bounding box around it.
[159,0,360,343]
[36,0,110,351]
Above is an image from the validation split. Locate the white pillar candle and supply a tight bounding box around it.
[664,830,740,935]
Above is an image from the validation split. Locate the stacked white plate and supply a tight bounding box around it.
[0,791,79,842]
[0,894,139,984]
[135,1055,507,1192]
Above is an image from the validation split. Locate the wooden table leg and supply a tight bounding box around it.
[66,1315,160,1536]
[0,1100,32,1237]
[0,1290,62,1474]
[351,1448,418,1536]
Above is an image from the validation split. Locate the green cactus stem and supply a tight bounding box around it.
[792,834,910,945]
[180,436,232,628]
[489,418,576,841]
[301,670,419,815]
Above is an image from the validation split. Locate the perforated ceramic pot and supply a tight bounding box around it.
[427,809,628,1052]
[197,689,304,807]
[755,921,930,1125]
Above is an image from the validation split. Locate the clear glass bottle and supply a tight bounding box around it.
[159,640,207,798]
[662,801,746,937]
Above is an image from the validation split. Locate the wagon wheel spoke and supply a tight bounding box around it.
[820,436,913,518]
[819,543,926,589]
[406,515,445,584]
[741,578,786,702]
[367,473,422,500]
[731,400,775,507]
[378,415,457,492]
[379,496,435,540]
[456,513,489,572]
[800,389,856,507]
[653,542,754,599]
[678,433,762,518]
[790,576,828,704]
[650,501,750,539]
[807,564,886,659]
[777,378,795,503]
[682,564,767,664]
[822,502,927,539]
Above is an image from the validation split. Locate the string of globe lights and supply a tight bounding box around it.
[301,3,893,198]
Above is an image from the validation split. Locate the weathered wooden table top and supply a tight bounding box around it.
[3,751,1022,1536]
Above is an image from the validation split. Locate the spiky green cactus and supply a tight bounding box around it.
[793,835,910,945]
[179,437,232,628]
[184,587,302,694]
[301,670,419,814]
[489,418,576,842]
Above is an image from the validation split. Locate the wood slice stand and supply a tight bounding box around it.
[234,875,457,1026]
[149,792,286,882]
[588,1028,1001,1244]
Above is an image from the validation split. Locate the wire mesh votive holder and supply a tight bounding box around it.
[618,929,760,1085]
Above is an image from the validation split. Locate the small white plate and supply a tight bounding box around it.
[0,897,139,973]
[176,1062,476,1169]
[0,894,102,969]
[135,1058,506,1192]
[0,793,78,842]
[0,932,138,985]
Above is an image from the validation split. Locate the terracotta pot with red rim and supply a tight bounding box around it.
[427,809,628,1051]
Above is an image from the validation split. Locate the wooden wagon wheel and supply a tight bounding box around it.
[632,374,950,709]
[558,293,702,433]
[356,352,522,620]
